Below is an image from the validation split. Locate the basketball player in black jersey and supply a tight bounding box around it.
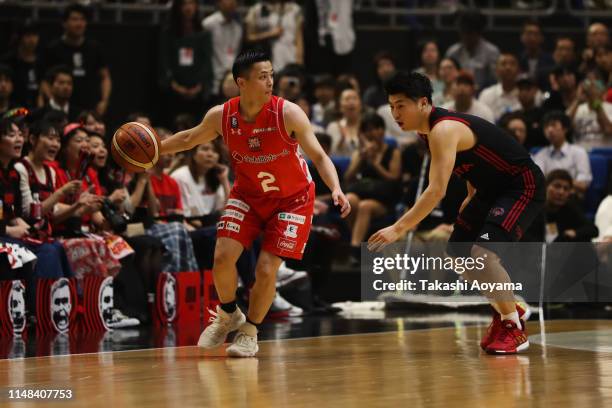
[368,71,545,354]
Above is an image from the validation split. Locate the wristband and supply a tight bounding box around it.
[591,99,603,111]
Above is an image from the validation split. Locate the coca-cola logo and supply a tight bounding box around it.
[277,238,296,251]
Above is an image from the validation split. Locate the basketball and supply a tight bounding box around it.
[111,122,160,172]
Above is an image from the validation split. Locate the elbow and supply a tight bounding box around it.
[428,187,446,201]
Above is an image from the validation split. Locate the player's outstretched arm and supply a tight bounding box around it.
[368,122,460,251]
[285,101,351,218]
[160,105,223,155]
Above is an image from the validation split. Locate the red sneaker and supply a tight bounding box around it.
[480,304,527,351]
[485,319,529,355]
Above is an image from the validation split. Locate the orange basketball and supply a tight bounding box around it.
[111,122,160,173]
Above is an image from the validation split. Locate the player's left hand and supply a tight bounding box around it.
[368,224,402,252]
[332,189,351,218]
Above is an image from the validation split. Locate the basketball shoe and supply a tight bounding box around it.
[197,306,246,349]
[226,331,259,357]
[480,303,528,350]
[485,319,529,354]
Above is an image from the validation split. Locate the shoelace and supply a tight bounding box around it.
[234,332,255,347]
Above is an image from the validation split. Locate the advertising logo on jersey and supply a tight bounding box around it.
[248,136,262,152]
[284,224,299,239]
[231,117,238,129]
[277,238,297,251]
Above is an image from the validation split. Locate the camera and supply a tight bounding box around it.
[101,198,128,234]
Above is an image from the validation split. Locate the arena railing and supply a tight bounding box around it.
[564,0,612,17]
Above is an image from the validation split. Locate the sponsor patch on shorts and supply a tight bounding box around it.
[284,224,298,239]
[216,221,225,230]
[277,238,297,251]
[222,209,245,221]
[227,199,250,213]
[278,212,305,225]
[226,222,241,233]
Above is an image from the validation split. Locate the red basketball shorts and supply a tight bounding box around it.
[216,183,315,260]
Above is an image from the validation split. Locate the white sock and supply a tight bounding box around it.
[500,311,522,329]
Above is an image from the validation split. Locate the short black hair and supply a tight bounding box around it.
[360,112,386,133]
[551,64,578,79]
[499,111,526,130]
[457,9,485,34]
[374,51,396,67]
[384,71,433,104]
[31,120,59,139]
[63,3,90,21]
[541,110,571,130]
[45,65,72,84]
[232,49,271,82]
[314,74,335,89]
[522,18,541,31]
[0,117,17,137]
[546,169,573,186]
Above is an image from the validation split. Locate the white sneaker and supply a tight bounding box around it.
[198,306,246,349]
[276,262,308,288]
[271,293,303,317]
[226,331,258,357]
[107,309,140,329]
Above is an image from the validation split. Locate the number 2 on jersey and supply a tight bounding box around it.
[258,172,280,193]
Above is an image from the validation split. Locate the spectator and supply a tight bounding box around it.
[326,87,363,157]
[442,70,494,123]
[171,139,230,224]
[0,21,41,110]
[595,178,612,242]
[212,70,240,106]
[552,36,578,71]
[312,74,335,126]
[38,66,82,122]
[533,111,592,194]
[542,65,579,113]
[149,128,183,218]
[594,45,612,91]
[0,65,15,117]
[432,57,460,107]
[580,22,610,75]
[309,0,355,75]
[159,0,213,123]
[478,53,522,121]
[530,169,598,243]
[245,1,304,71]
[344,113,401,261]
[572,75,612,147]
[415,41,444,97]
[519,19,555,81]
[41,4,111,116]
[445,9,500,90]
[77,109,106,138]
[500,112,528,146]
[126,111,152,127]
[276,64,305,102]
[202,0,243,97]
[363,51,396,109]
[88,132,126,209]
[516,74,547,147]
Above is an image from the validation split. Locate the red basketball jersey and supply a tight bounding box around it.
[221,95,312,198]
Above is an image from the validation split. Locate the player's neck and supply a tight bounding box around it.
[418,106,433,134]
[239,96,266,122]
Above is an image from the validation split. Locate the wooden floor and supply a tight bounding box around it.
[2,320,612,407]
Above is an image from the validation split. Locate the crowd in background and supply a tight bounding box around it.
[0,0,611,326]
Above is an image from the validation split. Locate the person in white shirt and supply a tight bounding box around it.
[202,0,243,95]
[442,70,495,123]
[171,139,230,223]
[572,77,612,148]
[533,111,592,194]
[478,53,522,122]
[245,1,304,72]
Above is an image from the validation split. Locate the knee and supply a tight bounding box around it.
[255,259,277,283]
[358,200,377,212]
[471,245,499,263]
[213,246,237,267]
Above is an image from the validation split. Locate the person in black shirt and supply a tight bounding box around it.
[368,71,545,355]
[35,66,82,122]
[40,4,111,116]
[516,74,547,148]
[0,21,41,110]
[542,65,580,113]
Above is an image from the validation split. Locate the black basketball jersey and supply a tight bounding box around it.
[420,107,537,193]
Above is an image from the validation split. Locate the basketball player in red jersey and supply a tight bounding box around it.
[368,71,545,354]
[160,50,350,357]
